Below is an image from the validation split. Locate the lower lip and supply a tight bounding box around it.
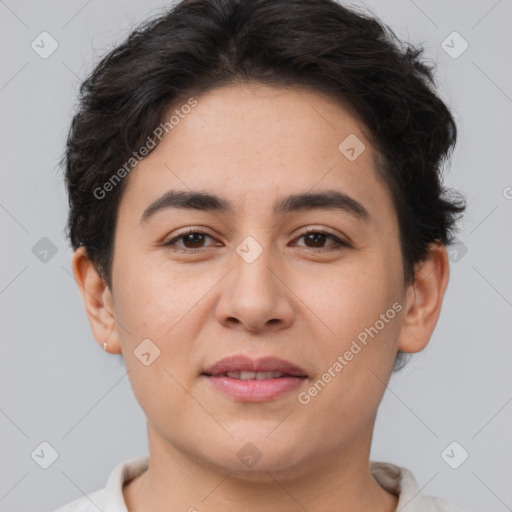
[204,375,306,402]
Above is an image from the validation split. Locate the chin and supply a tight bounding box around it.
[197,433,313,480]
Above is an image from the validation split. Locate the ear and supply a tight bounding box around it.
[397,242,450,354]
[71,246,122,354]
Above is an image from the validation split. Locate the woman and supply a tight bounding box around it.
[55,0,466,510]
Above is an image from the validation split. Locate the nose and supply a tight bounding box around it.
[215,240,295,333]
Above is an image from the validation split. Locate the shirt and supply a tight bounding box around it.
[52,456,466,512]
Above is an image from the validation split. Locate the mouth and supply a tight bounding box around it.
[201,355,308,402]
[207,370,296,380]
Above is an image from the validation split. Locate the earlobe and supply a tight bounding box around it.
[397,243,450,354]
[71,247,122,354]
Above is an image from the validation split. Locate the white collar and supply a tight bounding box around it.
[94,455,463,512]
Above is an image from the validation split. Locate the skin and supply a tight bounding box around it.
[72,82,449,512]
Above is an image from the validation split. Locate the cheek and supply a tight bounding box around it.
[112,252,216,365]
[113,248,190,327]
[304,255,400,344]
[111,258,207,413]
[298,275,402,441]
[295,250,403,401]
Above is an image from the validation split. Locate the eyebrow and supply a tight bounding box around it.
[139,189,369,224]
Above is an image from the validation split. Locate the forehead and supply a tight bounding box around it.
[118,82,394,223]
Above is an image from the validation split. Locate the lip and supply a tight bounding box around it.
[202,355,308,402]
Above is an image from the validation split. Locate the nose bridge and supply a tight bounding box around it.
[215,232,295,331]
[232,232,280,302]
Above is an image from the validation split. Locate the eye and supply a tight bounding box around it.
[162,227,350,253]
[163,229,220,251]
[292,228,350,252]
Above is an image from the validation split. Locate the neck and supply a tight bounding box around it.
[123,424,398,512]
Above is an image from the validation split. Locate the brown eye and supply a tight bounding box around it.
[181,233,207,248]
[294,230,350,251]
[163,230,219,251]
[303,232,328,248]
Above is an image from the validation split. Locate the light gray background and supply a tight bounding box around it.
[1,0,511,511]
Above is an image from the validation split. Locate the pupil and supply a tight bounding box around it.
[306,233,325,247]
[181,233,327,249]
[184,233,204,248]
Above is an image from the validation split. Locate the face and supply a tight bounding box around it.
[92,83,412,477]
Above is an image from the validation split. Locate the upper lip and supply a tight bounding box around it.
[202,355,308,377]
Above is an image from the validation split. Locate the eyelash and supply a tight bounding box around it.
[162,227,350,253]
